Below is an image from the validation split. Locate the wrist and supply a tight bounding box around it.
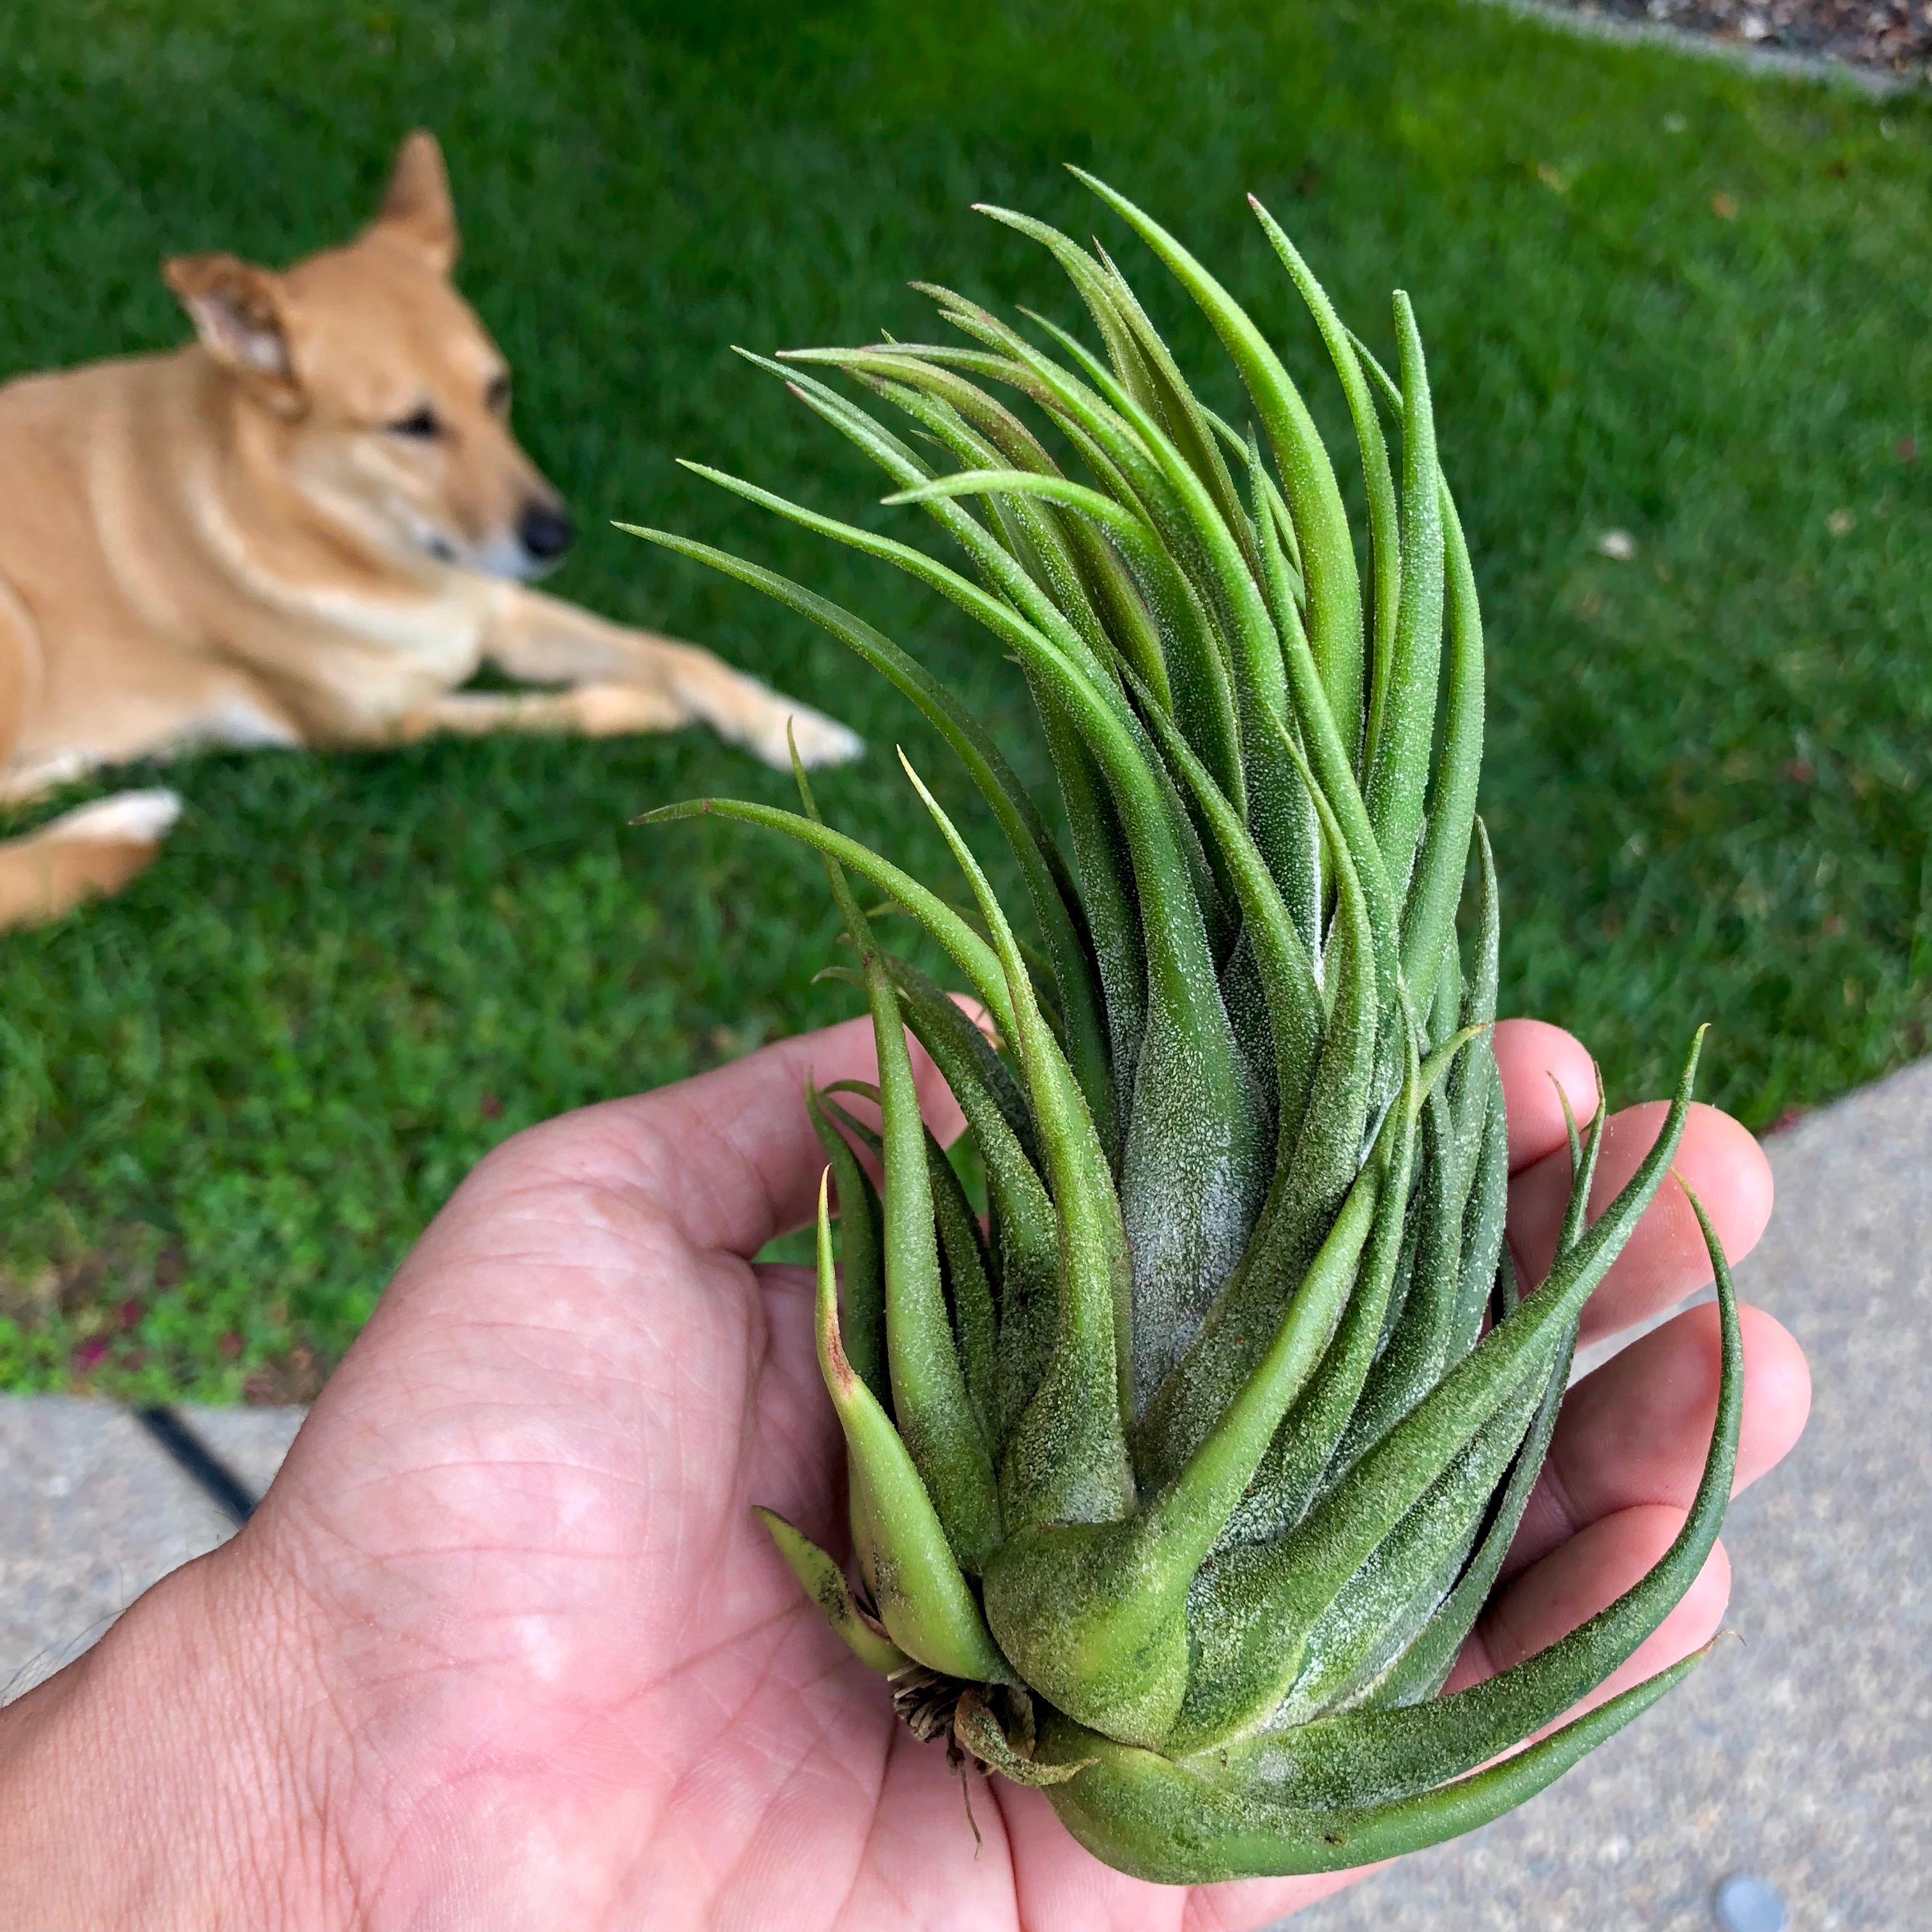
[0,1531,344,1929]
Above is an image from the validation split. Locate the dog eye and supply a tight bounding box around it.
[386,404,441,440]
[485,373,511,415]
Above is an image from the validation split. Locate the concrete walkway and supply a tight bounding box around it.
[3,1063,1929,1925]
[1,1400,303,1701]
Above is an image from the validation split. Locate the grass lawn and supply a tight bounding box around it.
[1,0,1926,1400]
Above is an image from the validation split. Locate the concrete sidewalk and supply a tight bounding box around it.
[1,1400,303,1700]
[3,1063,1928,1926]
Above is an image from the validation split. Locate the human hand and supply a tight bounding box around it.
[0,1015,1807,1930]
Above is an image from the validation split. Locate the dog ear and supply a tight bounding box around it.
[372,130,459,273]
[162,254,305,411]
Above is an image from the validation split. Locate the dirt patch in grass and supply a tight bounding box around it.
[1556,0,1931,77]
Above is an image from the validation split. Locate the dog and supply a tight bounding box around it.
[0,130,861,932]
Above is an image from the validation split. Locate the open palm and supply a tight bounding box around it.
[171,1012,1806,1931]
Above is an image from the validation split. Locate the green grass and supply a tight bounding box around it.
[1,0,1927,1400]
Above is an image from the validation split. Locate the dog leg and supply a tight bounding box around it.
[0,789,183,932]
[479,587,862,770]
[394,686,696,742]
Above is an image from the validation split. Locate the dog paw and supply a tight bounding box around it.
[760,706,864,770]
[0,788,185,930]
[40,788,184,847]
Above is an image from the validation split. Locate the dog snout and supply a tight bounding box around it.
[518,500,575,564]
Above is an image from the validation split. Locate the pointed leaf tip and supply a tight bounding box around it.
[812,1167,859,1397]
[754,1505,910,1677]
[631,799,714,825]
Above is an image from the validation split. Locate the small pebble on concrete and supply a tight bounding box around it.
[1714,1872,1788,1932]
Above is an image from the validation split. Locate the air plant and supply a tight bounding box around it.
[631,172,1739,1883]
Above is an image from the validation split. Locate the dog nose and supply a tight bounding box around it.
[518,502,575,562]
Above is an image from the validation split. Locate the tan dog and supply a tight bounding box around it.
[0,131,860,931]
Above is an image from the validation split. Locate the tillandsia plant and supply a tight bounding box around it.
[630,172,1742,1883]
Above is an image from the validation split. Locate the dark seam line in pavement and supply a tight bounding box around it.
[135,1407,259,1527]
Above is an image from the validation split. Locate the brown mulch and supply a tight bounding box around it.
[1556,0,1932,78]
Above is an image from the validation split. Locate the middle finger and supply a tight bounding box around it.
[1499,1296,1811,1585]
[1507,1100,1774,1342]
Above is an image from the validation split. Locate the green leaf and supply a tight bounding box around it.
[762,355,1114,691]
[1446,1060,1508,1361]
[1132,733,1379,1491]
[898,753,1138,1535]
[806,1175,1008,1683]
[863,942,1002,1575]
[1335,1082,1480,1471]
[1272,1350,1548,1724]
[1036,1646,1712,1881]
[1204,403,1305,581]
[880,955,1034,1153]
[1360,291,1445,892]
[867,372,1176,716]
[1246,197,1397,765]
[806,1078,889,1414]
[972,204,1167,427]
[1234,425,1327,960]
[1072,170,1365,765]
[1343,336,1483,1008]
[879,958,1064,1453]
[1217,1018,1421,1546]
[1369,1321,1573,1708]
[790,746,1003,1577]
[887,471,1235,799]
[925,1116,999,1438]
[753,1506,909,1677]
[1558,1059,1611,1259]
[1091,240,1261,579]
[1117,655,1322,1153]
